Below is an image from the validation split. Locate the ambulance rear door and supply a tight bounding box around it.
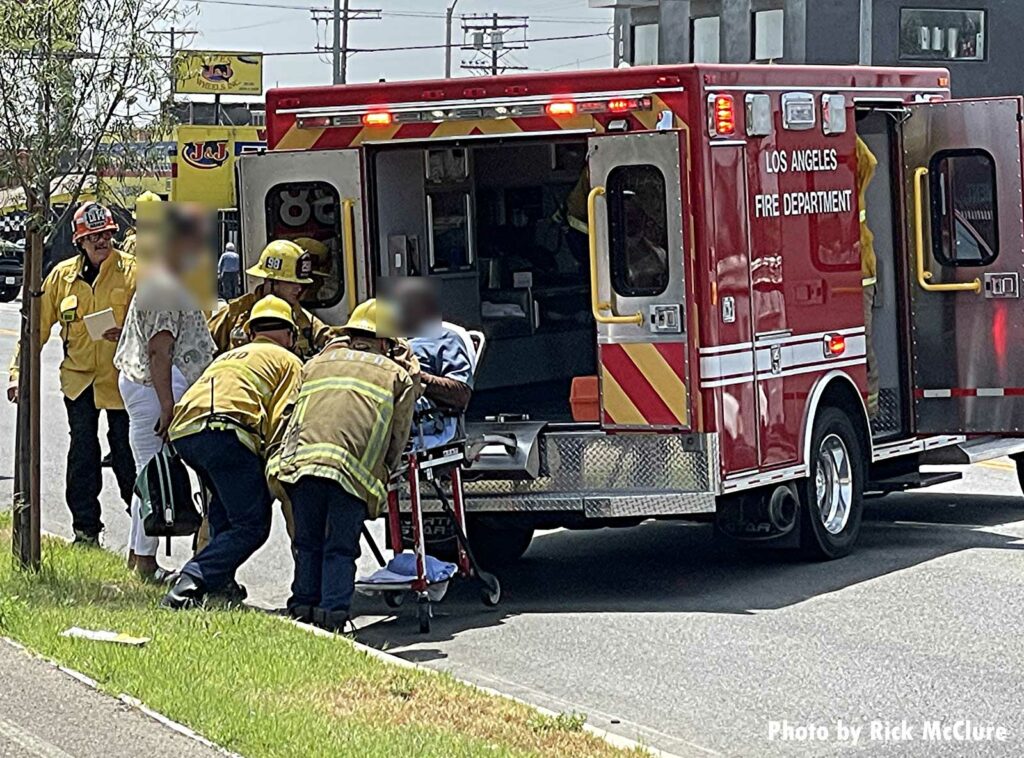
[587,130,690,429]
[236,149,367,323]
[902,96,1024,433]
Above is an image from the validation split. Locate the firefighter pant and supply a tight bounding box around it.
[174,430,272,592]
[864,284,879,418]
[119,369,189,557]
[64,384,135,538]
[285,476,367,613]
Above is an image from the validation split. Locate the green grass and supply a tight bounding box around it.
[0,514,643,758]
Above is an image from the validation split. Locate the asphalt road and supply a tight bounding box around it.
[1,297,1022,757]
[0,641,221,758]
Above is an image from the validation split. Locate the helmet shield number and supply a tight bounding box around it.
[296,253,313,280]
[82,204,110,230]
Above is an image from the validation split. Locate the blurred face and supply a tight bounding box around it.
[267,279,304,305]
[80,229,114,264]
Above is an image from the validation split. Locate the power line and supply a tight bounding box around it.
[190,0,610,24]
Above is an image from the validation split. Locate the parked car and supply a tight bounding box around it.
[0,239,23,302]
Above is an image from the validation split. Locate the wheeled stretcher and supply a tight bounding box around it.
[354,325,500,633]
[355,439,501,633]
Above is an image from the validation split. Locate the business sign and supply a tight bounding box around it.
[173,51,263,95]
[172,125,267,208]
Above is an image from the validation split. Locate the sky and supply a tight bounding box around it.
[183,0,615,93]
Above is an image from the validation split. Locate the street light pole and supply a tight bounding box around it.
[444,0,459,78]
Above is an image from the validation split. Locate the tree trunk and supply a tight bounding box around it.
[12,192,42,570]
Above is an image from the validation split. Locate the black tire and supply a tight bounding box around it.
[383,591,404,609]
[478,572,501,607]
[468,521,534,568]
[0,288,18,303]
[799,407,864,560]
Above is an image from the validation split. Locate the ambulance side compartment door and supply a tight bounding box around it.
[902,97,1024,434]
[587,130,690,430]
[236,149,367,324]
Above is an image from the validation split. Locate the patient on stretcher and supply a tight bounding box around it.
[391,278,475,449]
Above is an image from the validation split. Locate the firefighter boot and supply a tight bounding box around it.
[72,529,101,548]
[312,607,352,634]
[287,604,315,623]
[160,574,206,610]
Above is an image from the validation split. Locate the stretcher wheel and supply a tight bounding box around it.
[479,572,501,607]
[383,591,404,609]
[417,599,431,633]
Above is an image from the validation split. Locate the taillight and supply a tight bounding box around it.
[824,334,846,358]
[709,93,736,136]
[546,101,577,117]
[362,111,394,127]
[607,98,632,113]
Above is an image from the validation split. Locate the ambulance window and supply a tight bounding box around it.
[607,165,670,297]
[264,181,342,308]
[929,150,998,267]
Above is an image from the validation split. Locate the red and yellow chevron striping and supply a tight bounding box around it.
[600,342,688,427]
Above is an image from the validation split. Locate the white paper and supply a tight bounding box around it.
[83,308,116,341]
[60,627,149,646]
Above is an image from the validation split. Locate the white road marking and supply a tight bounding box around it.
[0,716,76,758]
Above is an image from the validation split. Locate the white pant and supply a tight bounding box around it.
[119,369,188,557]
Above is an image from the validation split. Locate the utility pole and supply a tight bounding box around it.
[313,4,380,85]
[859,0,873,65]
[148,26,198,96]
[444,0,460,78]
[460,14,528,76]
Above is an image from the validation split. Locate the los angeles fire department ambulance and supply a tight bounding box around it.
[236,64,1024,562]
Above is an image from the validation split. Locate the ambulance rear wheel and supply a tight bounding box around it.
[467,520,534,568]
[800,407,864,560]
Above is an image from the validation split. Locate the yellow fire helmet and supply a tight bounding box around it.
[246,239,314,285]
[136,191,162,204]
[341,298,378,334]
[243,294,298,334]
[341,298,400,338]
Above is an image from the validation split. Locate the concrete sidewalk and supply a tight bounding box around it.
[0,642,224,758]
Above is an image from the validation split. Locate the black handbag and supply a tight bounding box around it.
[135,444,202,539]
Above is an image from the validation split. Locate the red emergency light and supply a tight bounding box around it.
[362,111,394,127]
[546,101,577,117]
[710,94,736,136]
[824,333,846,358]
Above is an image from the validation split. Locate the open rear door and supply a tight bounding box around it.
[587,131,689,429]
[903,97,1024,433]
[236,149,366,323]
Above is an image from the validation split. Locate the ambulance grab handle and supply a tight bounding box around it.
[913,167,981,294]
[586,186,645,326]
[342,198,359,313]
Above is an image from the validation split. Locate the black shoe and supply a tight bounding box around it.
[100,452,112,468]
[287,604,315,623]
[160,574,206,610]
[209,579,248,605]
[72,529,101,547]
[312,607,352,634]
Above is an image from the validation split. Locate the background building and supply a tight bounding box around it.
[594,1,1020,98]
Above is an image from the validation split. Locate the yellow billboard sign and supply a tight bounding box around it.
[173,51,263,95]
[172,125,267,208]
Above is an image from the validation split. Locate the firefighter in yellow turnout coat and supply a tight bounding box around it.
[7,202,137,544]
[268,299,416,630]
[162,295,304,609]
[208,240,336,360]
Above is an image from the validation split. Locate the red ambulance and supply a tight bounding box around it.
[237,64,1024,562]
